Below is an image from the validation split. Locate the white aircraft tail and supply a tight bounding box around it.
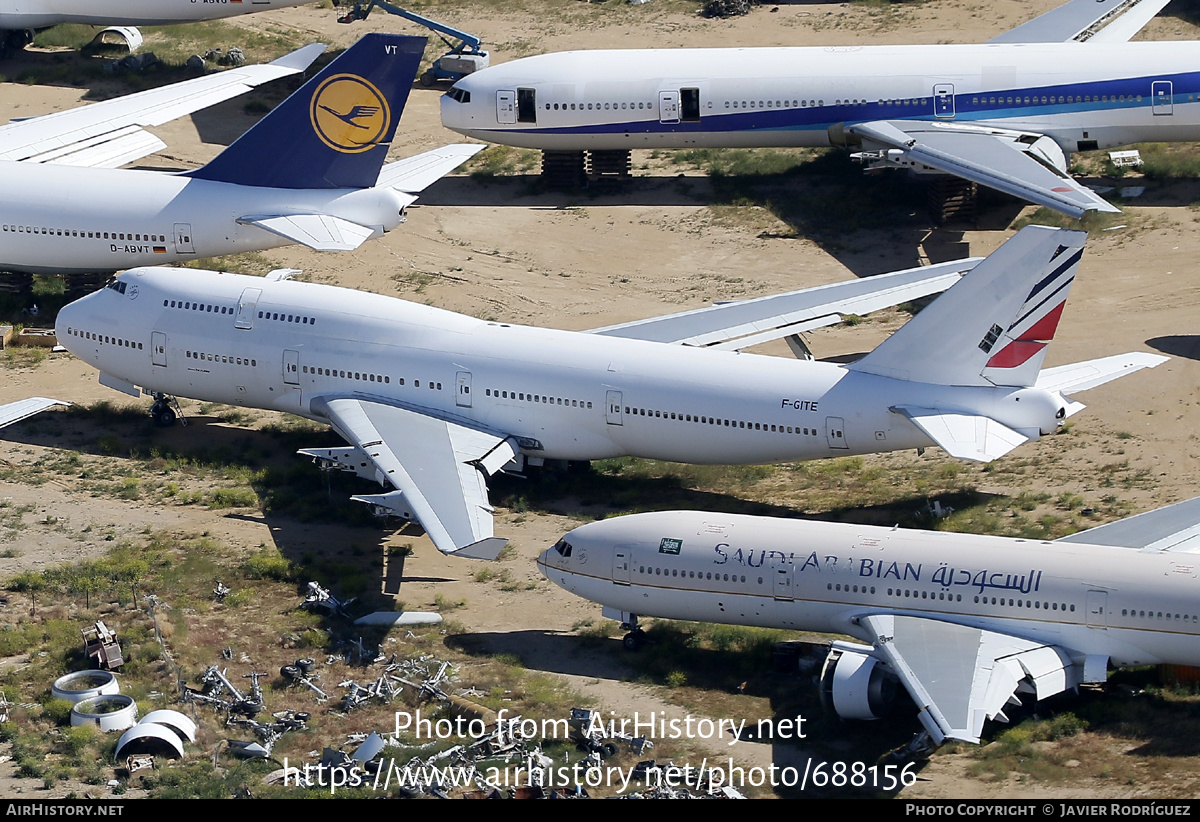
[849,225,1084,388]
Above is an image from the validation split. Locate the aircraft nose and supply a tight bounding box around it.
[54,299,83,348]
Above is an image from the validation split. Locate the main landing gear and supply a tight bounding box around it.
[149,393,185,427]
[621,616,647,650]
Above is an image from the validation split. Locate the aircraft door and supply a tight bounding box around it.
[517,88,537,123]
[234,287,261,330]
[173,223,195,255]
[933,83,955,119]
[773,563,794,601]
[283,349,299,386]
[1152,80,1173,115]
[613,547,632,585]
[605,390,623,425]
[151,331,167,367]
[456,371,472,408]
[1085,590,1108,629]
[659,90,680,124]
[496,90,516,124]
[826,416,848,449]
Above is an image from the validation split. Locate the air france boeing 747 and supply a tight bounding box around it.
[441,0,1190,216]
[53,226,1163,559]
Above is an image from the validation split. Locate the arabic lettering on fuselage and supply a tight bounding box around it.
[711,544,1043,595]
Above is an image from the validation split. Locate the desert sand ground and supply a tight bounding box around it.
[0,0,1198,799]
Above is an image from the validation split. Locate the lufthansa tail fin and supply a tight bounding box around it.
[187,33,425,190]
[848,225,1084,388]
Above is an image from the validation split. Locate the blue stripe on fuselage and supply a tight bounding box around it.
[471,71,1200,138]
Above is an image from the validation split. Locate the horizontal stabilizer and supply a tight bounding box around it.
[988,0,1170,44]
[376,144,485,192]
[1058,495,1200,553]
[892,406,1030,462]
[589,257,977,347]
[238,214,379,251]
[1035,352,1167,395]
[0,397,70,428]
[0,43,326,168]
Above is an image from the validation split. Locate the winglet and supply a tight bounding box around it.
[188,33,426,190]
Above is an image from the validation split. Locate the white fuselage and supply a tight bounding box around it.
[538,511,1200,670]
[442,42,1200,153]
[0,0,312,30]
[0,163,405,274]
[56,267,1069,467]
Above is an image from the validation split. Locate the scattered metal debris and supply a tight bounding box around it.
[302,581,356,619]
[281,657,328,701]
[82,620,124,670]
[213,582,230,602]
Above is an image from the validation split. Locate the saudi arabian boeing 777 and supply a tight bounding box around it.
[441,0,1193,217]
[0,33,482,275]
[53,225,1163,559]
[539,497,1200,751]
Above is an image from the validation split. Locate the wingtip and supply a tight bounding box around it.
[446,537,509,561]
[269,43,328,72]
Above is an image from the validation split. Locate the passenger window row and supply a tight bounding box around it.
[486,388,591,409]
[63,327,143,351]
[3,225,164,242]
[186,351,256,367]
[624,405,817,436]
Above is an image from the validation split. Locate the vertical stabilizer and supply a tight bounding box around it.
[848,225,1084,387]
[187,33,425,190]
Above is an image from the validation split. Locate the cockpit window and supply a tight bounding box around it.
[446,87,471,104]
[105,279,127,295]
[552,539,572,558]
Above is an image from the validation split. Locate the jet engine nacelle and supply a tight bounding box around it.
[818,646,900,721]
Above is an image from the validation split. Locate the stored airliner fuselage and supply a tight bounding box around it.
[443,42,1200,154]
[540,511,1200,667]
[58,268,1065,467]
[51,226,1164,559]
[0,163,407,275]
[0,0,313,31]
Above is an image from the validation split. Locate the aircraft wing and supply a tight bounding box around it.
[988,0,1171,44]
[237,214,381,252]
[309,397,518,560]
[586,257,978,348]
[0,43,326,169]
[849,120,1119,219]
[375,143,484,192]
[856,614,1079,745]
[1057,496,1200,553]
[0,397,70,426]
